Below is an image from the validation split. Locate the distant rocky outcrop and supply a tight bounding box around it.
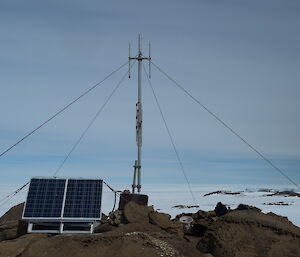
[266,191,300,197]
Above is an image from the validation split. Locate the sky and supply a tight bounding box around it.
[0,0,299,193]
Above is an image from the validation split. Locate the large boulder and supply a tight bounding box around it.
[214,202,228,217]
[149,211,184,238]
[0,221,19,241]
[123,201,153,224]
[0,203,24,223]
[0,203,28,242]
[197,209,300,257]
[236,204,261,212]
[149,211,172,229]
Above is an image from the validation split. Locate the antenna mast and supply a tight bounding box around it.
[129,34,151,193]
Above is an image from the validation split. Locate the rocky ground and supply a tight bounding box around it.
[0,201,300,257]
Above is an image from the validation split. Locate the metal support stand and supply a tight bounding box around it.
[26,221,96,234]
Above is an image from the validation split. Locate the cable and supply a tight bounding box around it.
[0,61,129,159]
[0,182,29,209]
[53,61,136,176]
[103,180,149,214]
[0,60,134,209]
[103,181,121,212]
[142,63,197,205]
[151,61,300,190]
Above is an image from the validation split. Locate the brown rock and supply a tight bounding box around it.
[191,222,208,237]
[236,204,261,212]
[0,234,47,257]
[94,223,112,233]
[0,220,19,241]
[0,219,28,242]
[0,220,19,230]
[124,201,153,223]
[101,213,108,221]
[214,202,228,217]
[167,220,185,238]
[0,230,203,257]
[202,254,214,257]
[17,219,28,238]
[149,211,172,229]
[2,227,18,240]
[148,211,185,238]
[197,209,300,257]
[0,203,24,224]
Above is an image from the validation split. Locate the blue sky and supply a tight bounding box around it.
[0,0,299,188]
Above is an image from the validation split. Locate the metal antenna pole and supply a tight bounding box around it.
[129,34,151,194]
[137,34,142,193]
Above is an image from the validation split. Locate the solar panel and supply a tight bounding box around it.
[23,178,66,218]
[23,177,103,220]
[63,179,102,218]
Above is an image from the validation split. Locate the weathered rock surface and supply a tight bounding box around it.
[0,203,24,224]
[0,203,27,242]
[123,201,153,223]
[149,211,172,229]
[214,202,228,217]
[197,209,300,257]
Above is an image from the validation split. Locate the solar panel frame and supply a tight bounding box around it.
[22,177,103,222]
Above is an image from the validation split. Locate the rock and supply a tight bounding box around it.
[0,234,48,257]
[0,203,27,242]
[101,213,108,221]
[0,220,19,230]
[191,222,208,237]
[94,223,112,233]
[192,210,209,220]
[206,211,216,217]
[148,211,185,238]
[197,210,300,257]
[0,219,27,242]
[192,210,216,221]
[236,204,261,212]
[0,220,19,241]
[149,211,172,229]
[2,227,18,240]
[214,202,228,217]
[166,220,185,238]
[109,210,124,225]
[0,203,24,224]
[166,226,185,239]
[123,201,153,224]
[17,220,28,238]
